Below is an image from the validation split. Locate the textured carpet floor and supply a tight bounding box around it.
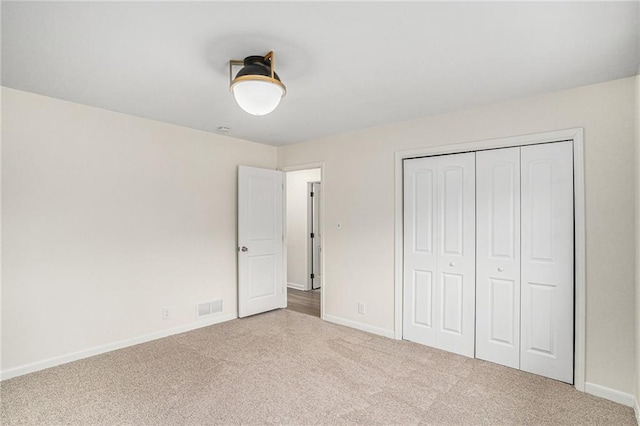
[1,309,636,425]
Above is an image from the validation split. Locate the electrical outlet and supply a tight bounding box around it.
[357,302,366,314]
[162,307,171,320]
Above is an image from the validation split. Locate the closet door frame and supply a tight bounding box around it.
[394,128,586,392]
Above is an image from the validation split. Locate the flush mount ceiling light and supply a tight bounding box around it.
[229,51,286,116]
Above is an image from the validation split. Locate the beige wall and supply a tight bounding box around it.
[286,169,321,289]
[278,77,637,395]
[1,87,277,374]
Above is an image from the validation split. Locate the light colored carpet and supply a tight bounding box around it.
[1,309,636,425]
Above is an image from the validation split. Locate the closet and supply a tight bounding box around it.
[403,141,574,383]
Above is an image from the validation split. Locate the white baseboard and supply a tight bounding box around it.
[584,382,636,407]
[323,314,395,339]
[287,282,307,291]
[0,312,237,381]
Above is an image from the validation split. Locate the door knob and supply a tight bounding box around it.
[240,246,248,252]
[497,267,504,272]
[449,262,455,267]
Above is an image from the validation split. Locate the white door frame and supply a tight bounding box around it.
[393,128,586,392]
[281,162,325,320]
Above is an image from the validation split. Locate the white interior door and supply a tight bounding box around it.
[435,153,476,357]
[238,166,286,318]
[476,147,521,369]
[520,142,574,383]
[403,153,476,357]
[403,156,438,347]
[310,182,322,290]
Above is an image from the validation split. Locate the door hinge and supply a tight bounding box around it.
[310,191,314,197]
[311,273,315,279]
[310,232,315,238]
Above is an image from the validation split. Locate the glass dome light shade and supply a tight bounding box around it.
[231,79,285,116]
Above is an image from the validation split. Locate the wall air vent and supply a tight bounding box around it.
[197,299,223,319]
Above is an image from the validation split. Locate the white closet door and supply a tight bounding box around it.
[403,156,438,347]
[403,153,475,357]
[520,142,574,383]
[435,153,476,357]
[476,147,521,369]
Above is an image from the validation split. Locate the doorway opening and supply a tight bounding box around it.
[284,167,322,318]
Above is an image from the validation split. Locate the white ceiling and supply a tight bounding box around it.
[2,1,639,146]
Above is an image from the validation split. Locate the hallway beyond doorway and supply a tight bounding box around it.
[287,288,320,318]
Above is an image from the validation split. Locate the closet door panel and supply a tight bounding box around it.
[476,147,521,369]
[403,158,438,346]
[520,141,574,383]
[436,153,476,357]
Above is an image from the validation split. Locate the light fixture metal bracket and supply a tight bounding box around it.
[229,51,286,96]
